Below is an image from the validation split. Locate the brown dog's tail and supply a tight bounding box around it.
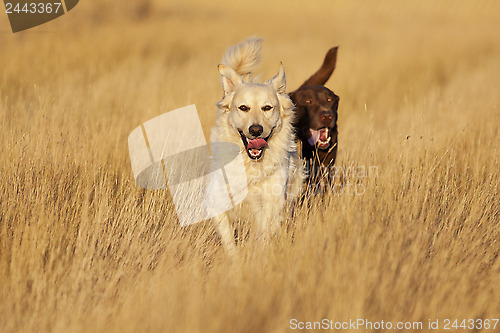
[299,46,338,88]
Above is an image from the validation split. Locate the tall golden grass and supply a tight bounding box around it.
[0,1,499,332]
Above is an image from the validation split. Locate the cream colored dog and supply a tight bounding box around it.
[210,38,304,251]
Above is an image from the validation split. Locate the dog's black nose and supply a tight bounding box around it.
[320,111,334,124]
[249,124,263,137]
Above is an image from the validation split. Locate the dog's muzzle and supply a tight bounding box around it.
[238,128,274,160]
[308,127,332,149]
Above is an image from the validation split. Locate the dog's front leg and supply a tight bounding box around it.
[212,213,236,254]
[254,198,283,244]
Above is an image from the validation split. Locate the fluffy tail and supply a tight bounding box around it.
[222,37,263,77]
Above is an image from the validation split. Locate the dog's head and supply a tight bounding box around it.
[290,85,339,150]
[217,63,293,161]
[290,46,339,152]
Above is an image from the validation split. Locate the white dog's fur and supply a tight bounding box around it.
[210,37,304,251]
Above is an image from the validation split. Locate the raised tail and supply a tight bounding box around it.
[299,46,338,88]
[221,37,263,78]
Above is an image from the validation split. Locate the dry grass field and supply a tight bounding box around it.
[1,1,499,332]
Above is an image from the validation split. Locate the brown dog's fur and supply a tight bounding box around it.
[289,47,339,192]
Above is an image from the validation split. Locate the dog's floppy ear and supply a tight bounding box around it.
[300,46,338,88]
[267,62,286,94]
[218,64,243,95]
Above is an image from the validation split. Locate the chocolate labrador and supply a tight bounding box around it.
[289,47,339,192]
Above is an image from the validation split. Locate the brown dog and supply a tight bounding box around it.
[289,47,339,192]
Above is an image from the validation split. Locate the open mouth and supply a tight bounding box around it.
[238,130,271,160]
[308,127,332,149]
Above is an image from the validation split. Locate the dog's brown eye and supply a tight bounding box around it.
[327,98,333,102]
[305,100,312,104]
[262,105,272,111]
[238,105,249,111]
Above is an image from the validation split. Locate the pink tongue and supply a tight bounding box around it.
[308,129,320,145]
[247,138,268,149]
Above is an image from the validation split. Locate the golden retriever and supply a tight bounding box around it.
[209,37,304,252]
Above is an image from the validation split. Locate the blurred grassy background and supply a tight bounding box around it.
[0,1,499,332]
